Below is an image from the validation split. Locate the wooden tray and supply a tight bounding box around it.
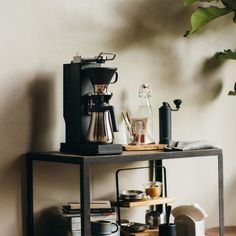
[123,144,167,151]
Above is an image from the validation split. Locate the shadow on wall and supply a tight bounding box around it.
[110,0,232,50]
[107,0,232,102]
[33,208,55,236]
[28,73,56,152]
[0,71,55,236]
[21,73,56,236]
[193,55,225,103]
[109,0,194,50]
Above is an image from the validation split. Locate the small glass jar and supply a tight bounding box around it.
[144,181,162,199]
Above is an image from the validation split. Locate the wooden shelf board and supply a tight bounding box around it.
[118,197,175,208]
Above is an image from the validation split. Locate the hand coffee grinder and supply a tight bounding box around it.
[159,99,182,145]
[60,52,122,155]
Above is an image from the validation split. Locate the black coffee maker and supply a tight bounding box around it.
[60,52,122,155]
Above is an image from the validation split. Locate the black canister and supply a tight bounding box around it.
[159,223,177,236]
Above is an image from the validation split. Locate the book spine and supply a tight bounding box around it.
[61,211,116,217]
[68,201,111,209]
[62,206,115,214]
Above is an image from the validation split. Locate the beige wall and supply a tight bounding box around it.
[1,0,236,235]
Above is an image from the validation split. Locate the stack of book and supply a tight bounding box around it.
[52,200,117,236]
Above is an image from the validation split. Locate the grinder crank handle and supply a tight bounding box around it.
[108,106,119,132]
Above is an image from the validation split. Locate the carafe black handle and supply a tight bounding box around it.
[108,106,119,132]
[110,72,118,84]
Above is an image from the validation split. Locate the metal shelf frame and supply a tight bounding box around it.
[25,148,224,236]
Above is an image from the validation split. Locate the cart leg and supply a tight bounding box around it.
[218,152,224,236]
[26,157,34,236]
[155,160,163,213]
[80,161,91,236]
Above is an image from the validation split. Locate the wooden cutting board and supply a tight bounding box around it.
[123,144,167,151]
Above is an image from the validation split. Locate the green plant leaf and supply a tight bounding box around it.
[228,82,236,95]
[222,0,236,22]
[217,49,236,60]
[222,0,236,11]
[234,12,236,22]
[184,6,232,36]
[228,91,236,95]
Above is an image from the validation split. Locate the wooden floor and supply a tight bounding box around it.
[206,226,236,236]
[122,226,236,236]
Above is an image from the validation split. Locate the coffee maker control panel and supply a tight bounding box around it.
[72,52,116,64]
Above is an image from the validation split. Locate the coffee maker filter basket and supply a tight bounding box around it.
[83,67,118,86]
